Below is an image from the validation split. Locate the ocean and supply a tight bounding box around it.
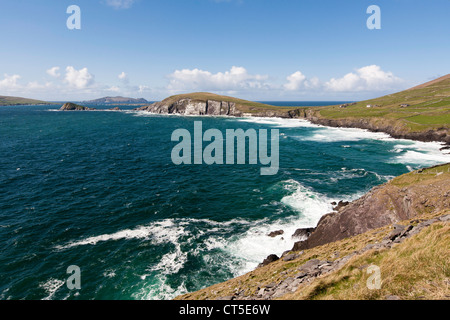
[1,104,449,300]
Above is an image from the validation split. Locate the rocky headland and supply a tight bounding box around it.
[176,164,450,300]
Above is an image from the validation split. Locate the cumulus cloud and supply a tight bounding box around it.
[0,74,21,90]
[167,66,270,92]
[325,65,403,92]
[284,71,320,91]
[64,66,94,89]
[46,67,61,78]
[118,72,128,80]
[104,0,136,9]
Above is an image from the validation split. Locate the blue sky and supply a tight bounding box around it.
[0,0,449,101]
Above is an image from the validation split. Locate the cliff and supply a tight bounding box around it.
[134,92,301,118]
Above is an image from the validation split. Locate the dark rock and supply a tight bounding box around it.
[108,107,121,111]
[60,102,93,111]
[333,200,350,211]
[386,224,407,241]
[258,254,279,267]
[267,230,284,237]
[291,227,315,240]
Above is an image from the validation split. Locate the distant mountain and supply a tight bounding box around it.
[0,95,50,106]
[83,96,149,105]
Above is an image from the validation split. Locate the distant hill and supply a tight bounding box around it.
[83,96,149,105]
[0,95,49,106]
[308,73,450,143]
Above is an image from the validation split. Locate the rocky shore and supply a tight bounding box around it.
[219,214,449,300]
[176,163,450,300]
[133,95,449,145]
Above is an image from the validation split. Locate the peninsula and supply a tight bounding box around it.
[83,96,149,105]
[0,95,50,106]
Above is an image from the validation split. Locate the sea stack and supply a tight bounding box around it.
[60,102,93,111]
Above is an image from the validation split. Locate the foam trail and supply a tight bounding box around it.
[55,219,185,250]
[236,117,321,128]
[221,180,348,275]
[40,278,65,300]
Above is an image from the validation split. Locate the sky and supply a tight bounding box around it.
[0,0,449,101]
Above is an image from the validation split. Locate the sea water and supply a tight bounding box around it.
[0,104,448,300]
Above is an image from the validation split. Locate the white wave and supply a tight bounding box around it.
[149,243,187,275]
[394,150,450,165]
[40,278,65,300]
[220,180,351,275]
[298,126,391,142]
[389,140,450,166]
[236,117,321,128]
[55,219,185,250]
[133,275,188,300]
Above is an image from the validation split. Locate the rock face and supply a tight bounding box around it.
[292,170,450,251]
[291,228,315,240]
[135,98,244,117]
[60,102,93,111]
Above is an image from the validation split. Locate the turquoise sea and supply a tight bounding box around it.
[1,104,449,300]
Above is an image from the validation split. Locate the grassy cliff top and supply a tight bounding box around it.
[315,74,450,133]
[159,92,299,112]
[0,95,49,106]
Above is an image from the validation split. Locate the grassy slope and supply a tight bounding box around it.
[176,164,450,300]
[159,92,299,113]
[163,75,450,134]
[0,95,49,106]
[285,217,449,300]
[313,75,450,133]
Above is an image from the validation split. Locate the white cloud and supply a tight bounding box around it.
[46,67,61,78]
[104,0,136,9]
[0,74,21,90]
[138,85,151,93]
[118,72,128,80]
[64,66,94,89]
[167,66,270,92]
[325,65,403,92]
[107,86,120,92]
[284,71,320,91]
[284,71,306,91]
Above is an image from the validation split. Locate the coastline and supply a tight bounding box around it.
[176,163,450,300]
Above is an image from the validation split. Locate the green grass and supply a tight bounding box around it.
[0,95,49,106]
[313,75,450,133]
[159,92,303,113]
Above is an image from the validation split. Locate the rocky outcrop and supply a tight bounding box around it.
[135,99,245,117]
[291,167,450,251]
[60,102,93,111]
[134,97,308,119]
[291,227,315,240]
[234,214,449,300]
